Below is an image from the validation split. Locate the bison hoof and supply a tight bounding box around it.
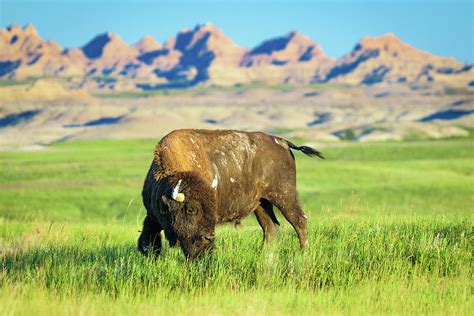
[139,244,149,254]
[138,239,161,257]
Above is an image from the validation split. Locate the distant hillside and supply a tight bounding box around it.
[316,33,472,86]
[0,23,472,91]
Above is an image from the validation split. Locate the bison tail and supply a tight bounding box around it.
[286,140,325,159]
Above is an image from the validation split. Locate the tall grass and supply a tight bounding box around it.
[1,219,471,314]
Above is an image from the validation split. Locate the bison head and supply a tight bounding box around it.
[160,173,217,259]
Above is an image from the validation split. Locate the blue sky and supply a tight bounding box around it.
[1,0,473,62]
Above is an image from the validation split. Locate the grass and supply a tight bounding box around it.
[1,138,472,221]
[93,90,167,98]
[0,138,473,314]
[1,220,471,314]
[0,79,34,87]
[92,82,355,98]
[444,86,474,96]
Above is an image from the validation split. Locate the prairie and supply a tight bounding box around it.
[0,137,473,314]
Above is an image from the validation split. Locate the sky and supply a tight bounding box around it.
[1,0,473,62]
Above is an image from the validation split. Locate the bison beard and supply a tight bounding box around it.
[138,129,324,260]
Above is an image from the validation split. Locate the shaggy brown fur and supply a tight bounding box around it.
[138,129,324,259]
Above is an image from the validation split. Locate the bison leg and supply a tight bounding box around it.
[138,215,162,257]
[254,199,280,244]
[270,196,308,248]
[164,229,180,248]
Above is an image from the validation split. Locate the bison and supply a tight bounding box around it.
[138,129,324,259]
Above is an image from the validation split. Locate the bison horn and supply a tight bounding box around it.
[172,179,185,202]
[174,193,185,203]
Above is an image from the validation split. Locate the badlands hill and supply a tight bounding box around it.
[317,33,472,86]
[0,23,472,91]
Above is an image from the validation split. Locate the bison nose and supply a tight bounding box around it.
[204,235,215,242]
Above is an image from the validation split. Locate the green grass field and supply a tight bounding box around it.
[1,137,473,314]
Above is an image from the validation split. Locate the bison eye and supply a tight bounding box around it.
[186,207,198,215]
